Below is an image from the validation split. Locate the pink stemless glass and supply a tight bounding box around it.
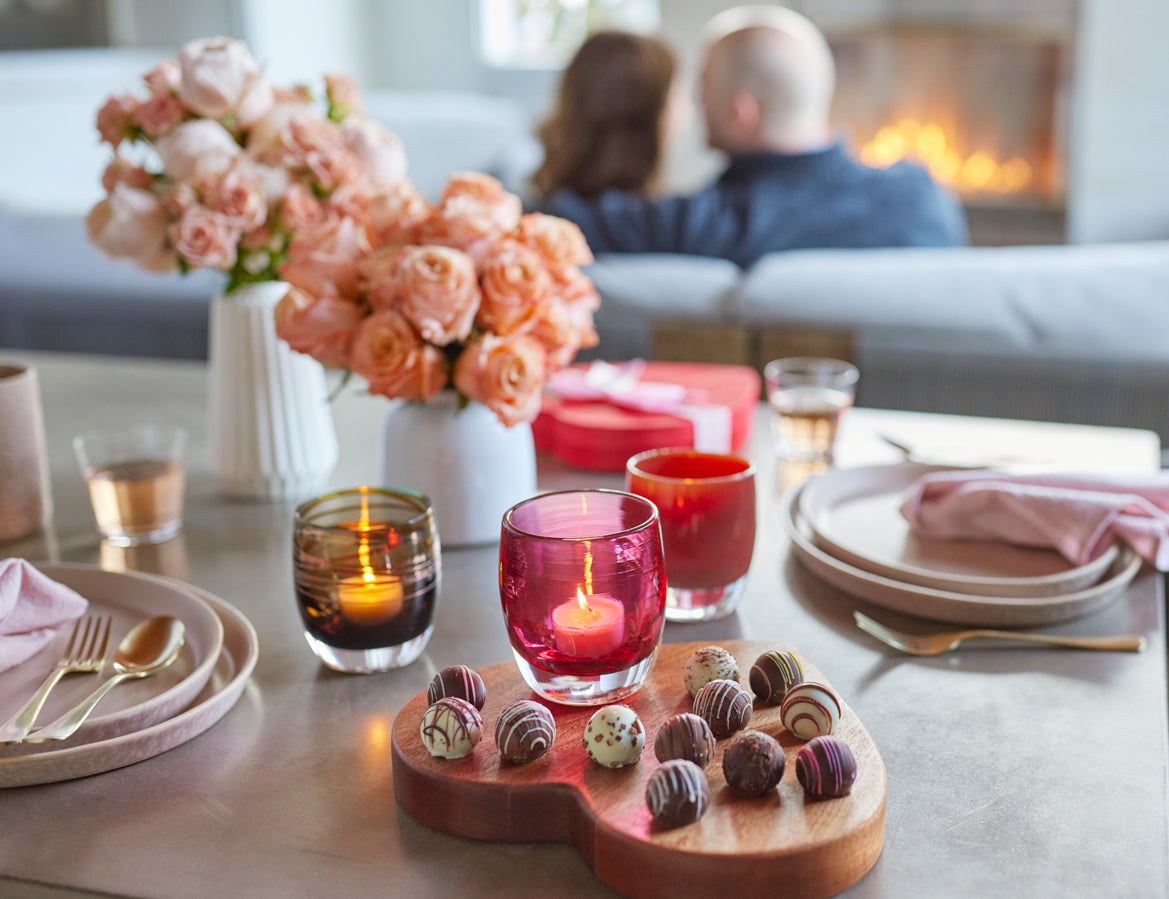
[499,489,667,706]
[625,448,757,622]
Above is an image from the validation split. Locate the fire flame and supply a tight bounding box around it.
[860,119,1033,195]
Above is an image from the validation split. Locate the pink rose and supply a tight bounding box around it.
[476,241,553,336]
[349,310,447,402]
[273,85,313,104]
[325,182,371,222]
[278,215,370,299]
[169,206,239,270]
[101,158,154,193]
[357,245,404,311]
[96,94,138,146]
[201,164,266,231]
[516,213,594,267]
[86,184,174,273]
[368,183,431,247]
[342,117,406,189]
[279,182,325,231]
[143,60,181,96]
[236,76,275,131]
[306,147,363,191]
[325,74,363,118]
[274,287,364,369]
[177,36,261,118]
[155,120,242,181]
[415,173,522,263]
[132,93,185,137]
[453,333,547,427]
[164,181,198,217]
[393,245,480,346]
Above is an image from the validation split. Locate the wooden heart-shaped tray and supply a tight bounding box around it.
[391,640,886,899]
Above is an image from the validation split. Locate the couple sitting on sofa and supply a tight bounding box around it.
[534,6,968,267]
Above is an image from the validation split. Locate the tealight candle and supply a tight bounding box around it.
[337,572,404,625]
[552,587,625,658]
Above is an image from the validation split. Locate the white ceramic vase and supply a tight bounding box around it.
[380,393,537,548]
[207,282,338,502]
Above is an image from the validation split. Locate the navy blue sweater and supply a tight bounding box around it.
[544,142,968,268]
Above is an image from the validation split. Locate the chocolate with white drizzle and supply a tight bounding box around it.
[692,678,752,739]
[495,699,556,763]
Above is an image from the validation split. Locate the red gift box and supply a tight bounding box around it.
[533,362,761,472]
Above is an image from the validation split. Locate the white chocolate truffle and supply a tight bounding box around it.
[780,681,841,741]
[583,704,645,768]
[420,697,483,759]
[684,645,740,698]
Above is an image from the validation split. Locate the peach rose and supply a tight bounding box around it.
[368,183,430,247]
[164,181,198,218]
[236,76,275,131]
[278,215,370,299]
[349,310,447,402]
[101,158,154,193]
[516,213,594,267]
[476,241,553,336]
[306,147,363,191]
[342,117,406,190]
[325,73,363,118]
[202,164,266,231]
[96,94,138,146]
[132,93,185,137]
[393,245,480,346]
[279,182,325,231]
[274,287,364,369]
[415,173,522,263]
[86,184,174,272]
[453,333,547,427]
[143,59,181,96]
[325,182,371,222]
[156,120,242,181]
[533,294,600,371]
[177,36,261,118]
[169,205,239,270]
[358,245,405,312]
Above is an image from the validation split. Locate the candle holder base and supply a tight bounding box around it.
[304,626,434,674]
[665,575,749,623]
[511,648,659,706]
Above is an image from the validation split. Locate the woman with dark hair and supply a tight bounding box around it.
[533,31,678,199]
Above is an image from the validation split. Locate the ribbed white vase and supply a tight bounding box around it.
[381,393,537,548]
[207,282,338,502]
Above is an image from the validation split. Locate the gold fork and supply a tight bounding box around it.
[0,614,112,744]
[853,611,1147,656]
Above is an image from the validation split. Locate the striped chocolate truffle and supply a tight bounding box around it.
[654,712,716,768]
[796,735,858,798]
[495,700,556,763]
[693,678,753,739]
[780,681,841,741]
[646,759,710,827]
[684,645,740,698]
[420,697,483,759]
[749,650,804,705]
[427,665,487,710]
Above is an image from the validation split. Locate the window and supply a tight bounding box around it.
[480,0,660,69]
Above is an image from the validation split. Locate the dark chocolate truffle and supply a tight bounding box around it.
[796,735,858,798]
[420,697,483,759]
[495,700,556,763]
[749,650,804,705]
[693,678,753,739]
[427,664,487,710]
[722,730,785,797]
[654,712,716,768]
[646,759,710,827]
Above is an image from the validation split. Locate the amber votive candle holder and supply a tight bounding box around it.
[499,489,667,705]
[293,487,440,673]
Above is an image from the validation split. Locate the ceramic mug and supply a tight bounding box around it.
[0,363,53,542]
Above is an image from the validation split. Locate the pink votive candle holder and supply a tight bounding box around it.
[499,489,667,706]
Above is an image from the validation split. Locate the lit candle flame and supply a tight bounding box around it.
[576,586,600,621]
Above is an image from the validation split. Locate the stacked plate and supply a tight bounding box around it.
[784,463,1142,627]
[0,563,258,788]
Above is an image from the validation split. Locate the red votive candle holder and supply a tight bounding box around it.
[499,489,667,705]
[625,448,757,622]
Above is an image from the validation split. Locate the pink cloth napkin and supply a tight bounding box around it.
[0,559,88,673]
[900,470,1169,570]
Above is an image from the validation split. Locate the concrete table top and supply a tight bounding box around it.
[0,350,1165,899]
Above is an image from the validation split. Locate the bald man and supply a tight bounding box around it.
[544,7,967,267]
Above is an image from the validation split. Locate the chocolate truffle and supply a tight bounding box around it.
[780,682,841,741]
[495,700,556,763]
[427,664,487,710]
[796,735,858,798]
[693,678,753,739]
[722,730,785,797]
[749,650,804,705]
[420,697,483,759]
[684,645,740,698]
[646,759,710,827]
[583,704,645,768]
[654,712,716,768]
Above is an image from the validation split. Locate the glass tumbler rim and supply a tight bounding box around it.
[625,446,756,485]
[763,356,859,383]
[294,485,433,533]
[502,488,660,542]
[73,422,187,450]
